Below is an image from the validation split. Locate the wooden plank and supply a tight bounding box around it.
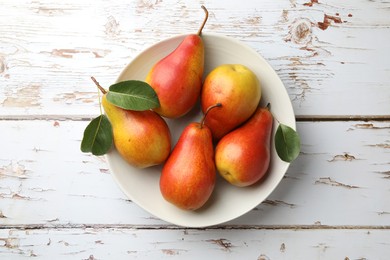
[1,0,389,117]
[0,228,389,259]
[1,120,389,227]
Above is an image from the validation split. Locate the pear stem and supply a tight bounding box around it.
[197,5,209,36]
[91,76,107,94]
[200,103,222,129]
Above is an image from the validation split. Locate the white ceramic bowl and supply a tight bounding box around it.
[107,33,295,227]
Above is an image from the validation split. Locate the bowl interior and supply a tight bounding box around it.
[107,33,295,227]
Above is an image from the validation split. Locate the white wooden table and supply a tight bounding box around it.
[1,0,389,258]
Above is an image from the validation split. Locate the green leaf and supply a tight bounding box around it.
[81,115,113,156]
[274,123,301,163]
[107,80,160,111]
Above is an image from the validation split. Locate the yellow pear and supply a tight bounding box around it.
[201,64,261,140]
[101,92,171,169]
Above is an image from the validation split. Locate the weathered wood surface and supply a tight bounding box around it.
[0,120,389,227]
[1,0,389,117]
[1,228,389,259]
[1,0,390,258]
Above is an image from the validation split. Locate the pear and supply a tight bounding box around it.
[215,104,273,187]
[201,64,261,140]
[94,80,171,168]
[159,103,221,210]
[145,6,209,118]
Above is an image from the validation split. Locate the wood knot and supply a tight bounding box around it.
[105,16,120,37]
[286,18,312,45]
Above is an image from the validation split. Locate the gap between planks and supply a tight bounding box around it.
[296,115,390,122]
[0,224,389,231]
[0,115,390,122]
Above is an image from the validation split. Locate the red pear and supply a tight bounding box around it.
[159,104,221,210]
[145,6,209,118]
[215,104,273,187]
